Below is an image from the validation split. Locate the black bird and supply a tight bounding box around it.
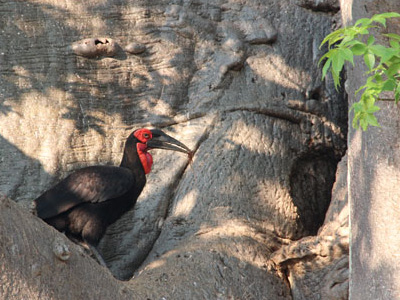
[34,128,192,266]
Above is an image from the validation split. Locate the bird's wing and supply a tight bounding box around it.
[35,166,135,219]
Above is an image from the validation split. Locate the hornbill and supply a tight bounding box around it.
[34,128,192,266]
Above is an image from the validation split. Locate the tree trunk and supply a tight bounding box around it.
[0,195,135,299]
[342,0,400,299]
[0,0,349,299]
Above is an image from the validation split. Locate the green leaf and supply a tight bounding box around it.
[360,118,368,131]
[388,56,400,66]
[369,44,387,54]
[355,18,372,27]
[319,12,400,131]
[390,40,400,49]
[355,84,367,95]
[351,43,367,55]
[352,102,363,113]
[366,105,380,113]
[374,73,382,83]
[386,63,400,77]
[332,71,341,88]
[382,79,396,91]
[389,40,400,52]
[330,52,344,88]
[321,58,332,80]
[396,82,400,103]
[384,33,400,41]
[318,52,330,66]
[367,35,375,45]
[332,51,345,73]
[341,48,354,65]
[360,27,372,35]
[346,40,364,47]
[364,51,376,70]
[363,94,376,108]
[374,12,400,19]
[319,28,346,48]
[352,111,361,128]
[329,35,347,47]
[365,113,381,127]
[371,16,386,27]
[344,27,362,41]
[370,13,400,29]
[382,48,400,63]
[370,45,399,63]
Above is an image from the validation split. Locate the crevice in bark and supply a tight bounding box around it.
[295,0,340,13]
[154,105,346,141]
[289,150,339,237]
[224,107,303,124]
[153,112,208,128]
[94,39,109,45]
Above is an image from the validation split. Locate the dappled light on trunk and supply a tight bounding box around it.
[0,0,350,299]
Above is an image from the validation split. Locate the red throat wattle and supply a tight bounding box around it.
[136,143,153,174]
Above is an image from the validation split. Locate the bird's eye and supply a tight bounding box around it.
[143,133,150,139]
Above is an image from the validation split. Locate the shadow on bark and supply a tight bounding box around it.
[0,0,348,297]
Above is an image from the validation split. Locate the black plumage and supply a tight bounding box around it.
[34,128,191,266]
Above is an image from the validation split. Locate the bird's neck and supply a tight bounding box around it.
[119,138,147,179]
[136,143,153,174]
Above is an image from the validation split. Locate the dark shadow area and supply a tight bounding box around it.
[290,150,340,236]
[0,134,50,205]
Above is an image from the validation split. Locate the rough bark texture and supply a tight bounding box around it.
[0,195,136,300]
[342,0,400,299]
[0,0,349,299]
[271,155,348,300]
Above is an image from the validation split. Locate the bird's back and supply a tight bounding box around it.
[35,165,137,220]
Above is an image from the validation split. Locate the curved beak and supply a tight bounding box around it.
[147,129,192,155]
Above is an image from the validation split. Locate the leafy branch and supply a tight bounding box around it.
[319,12,400,130]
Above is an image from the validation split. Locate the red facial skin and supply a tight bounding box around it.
[134,129,153,174]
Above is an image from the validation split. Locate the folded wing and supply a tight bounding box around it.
[35,166,134,219]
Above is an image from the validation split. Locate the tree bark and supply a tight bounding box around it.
[0,195,136,299]
[0,0,349,299]
[342,0,400,299]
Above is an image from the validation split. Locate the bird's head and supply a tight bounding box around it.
[132,128,192,174]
